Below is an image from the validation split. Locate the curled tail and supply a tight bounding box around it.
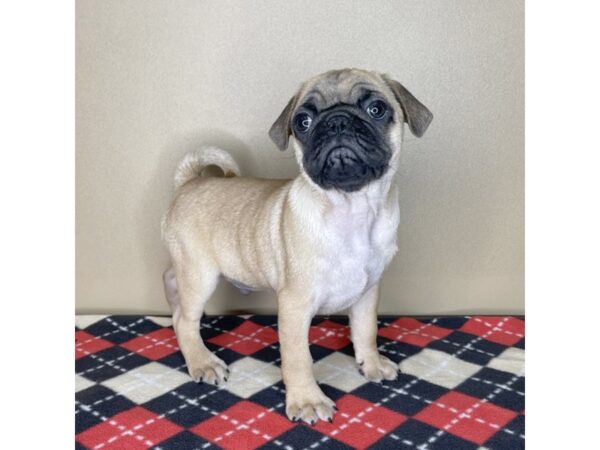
[173,146,241,190]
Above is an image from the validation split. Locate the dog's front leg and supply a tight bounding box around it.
[278,290,336,424]
[349,284,399,382]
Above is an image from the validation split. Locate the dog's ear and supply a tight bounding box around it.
[269,95,298,151]
[383,75,433,137]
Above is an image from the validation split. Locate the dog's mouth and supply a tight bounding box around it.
[302,138,390,192]
[309,144,381,192]
[321,146,368,181]
[325,146,361,169]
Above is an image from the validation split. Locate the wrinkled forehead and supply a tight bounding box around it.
[297,70,393,110]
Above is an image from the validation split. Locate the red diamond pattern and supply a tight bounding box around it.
[75,330,113,360]
[414,391,518,445]
[207,320,279,355]
[378,318,453,347]
[314,395,407,449]
[459,316,525,346]
[120,328,179,360]
[76,406,182,450]
[309,320,351,350]
[191,400,293,450]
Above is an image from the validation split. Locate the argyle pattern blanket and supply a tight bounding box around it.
[75,315,525,450]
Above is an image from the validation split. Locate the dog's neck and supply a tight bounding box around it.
[326,172,396,207]
[291,169,398,226]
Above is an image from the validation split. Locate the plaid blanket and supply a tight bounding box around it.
[75,315,525,449]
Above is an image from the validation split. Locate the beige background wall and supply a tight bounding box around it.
[76,0,524,315]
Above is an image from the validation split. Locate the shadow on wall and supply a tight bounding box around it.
[138,129,279,315]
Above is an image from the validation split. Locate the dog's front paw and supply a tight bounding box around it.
[285,385,336,425]
[358,353,398,382]
[187,353,229,385]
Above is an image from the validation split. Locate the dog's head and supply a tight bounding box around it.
[269,68,433,193]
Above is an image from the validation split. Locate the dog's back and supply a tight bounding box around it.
[162,148,291,291]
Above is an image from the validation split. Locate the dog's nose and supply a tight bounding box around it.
[326,114,351,135]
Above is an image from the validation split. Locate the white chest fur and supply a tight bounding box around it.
[310,187,400,314]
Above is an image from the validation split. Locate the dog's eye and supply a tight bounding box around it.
[294,113,312,133]
[294,113,313,133]
[366,100,387,120]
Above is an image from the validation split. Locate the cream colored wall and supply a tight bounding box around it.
[76,0,524,315]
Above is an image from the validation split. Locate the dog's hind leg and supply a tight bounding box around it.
[162,267,180,315]
[170,257,228,385]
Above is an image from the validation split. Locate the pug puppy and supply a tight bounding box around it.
[161,68,432,424]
